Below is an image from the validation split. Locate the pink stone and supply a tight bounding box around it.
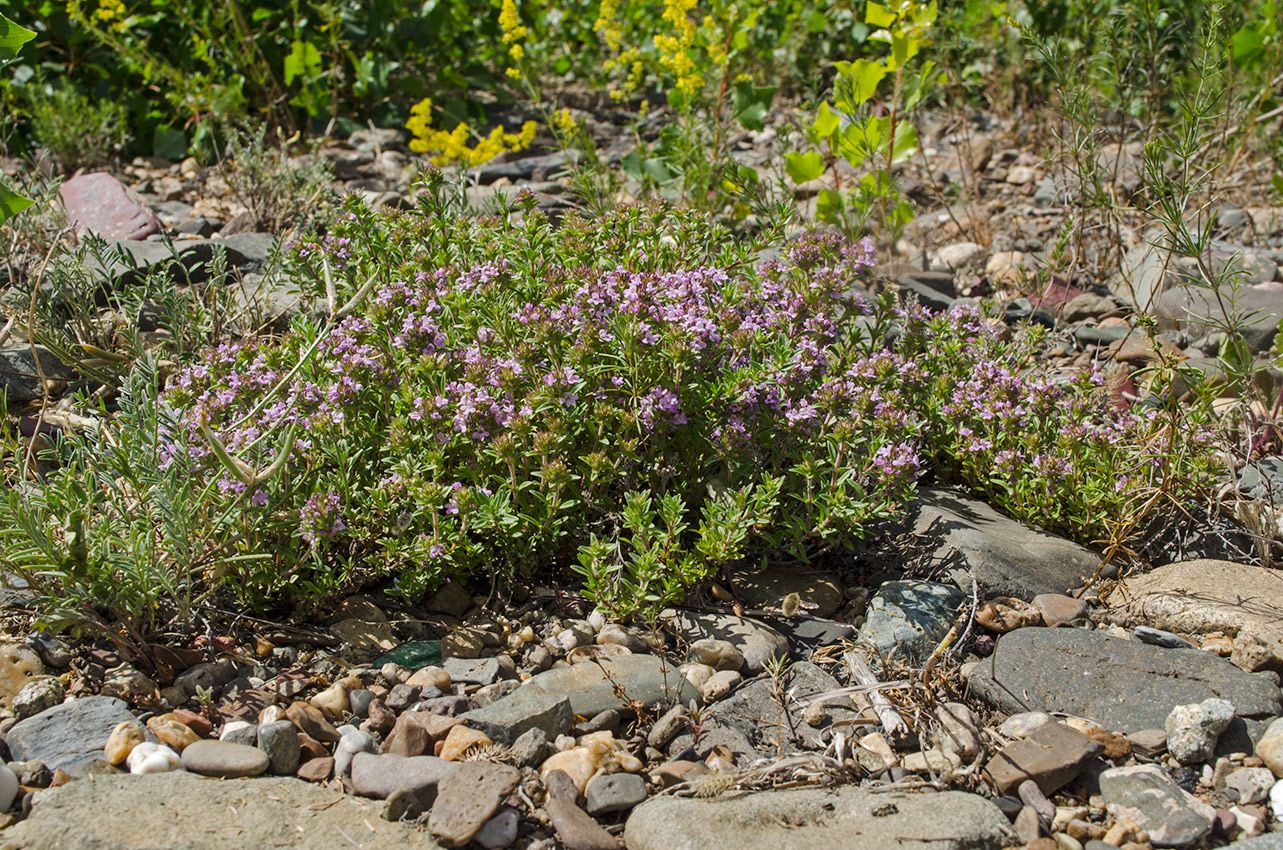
[59,173,161,241]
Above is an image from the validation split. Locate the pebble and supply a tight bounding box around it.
[24,633,71,669]
[350,688,376,718]
[1254,716,1283,776]
[297,756,334,783]
[545,769,619,850]
[985,722,1099,794]
[171,709,213,738]
[146,714,199,751]
[679,663,715,690]
[512,727,550,767]
[976,597,1043,633]
[310,681,351,720]
[100,665,157,705]
[334,725,379,777]
[220,720,258,747]
[1227,766,1276,804]
[257,719,302,774]
[936,702,982,761]
[12,678,64,721]
[596,624,647,654]
[540,731,643,795]
[1166,698,1234,764]
[180,739,270,778]
[699,670,741,702]
[368,698,397,734]
[1032,594,1087,626]
[126,742,183,774]
[475,807,520,849]
[0,763,16,812]
[286,701,341,743]
[585,771,647,814]
[1271,777,1283,819]
[406,666,452,692]
[998,712,1055,740]
[0,644,44,709]
[687,639,745,672]
[648,707,686,750]
[103,720,145,765]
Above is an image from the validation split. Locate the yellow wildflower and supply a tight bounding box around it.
[593,0,623,52]
[509,43,524,61]
[499,0,528,43]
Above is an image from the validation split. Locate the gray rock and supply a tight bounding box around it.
[519,654,698,719]
[441,657,502,686]
[545,769,619,850]
[967,628,1281,736]
[350,751,454,806]
[474,807,519,849]
[350,688,376,718]
[428,761,520,848]
[660,610,789,676]
[1239,457,1283,501]
[585,772,647,815]
[510,727,550,767]
[335,726,378,777]
[459,687,573,746]
[6,695,146,771]
[23,633,71,669]
[60,173,162,241]
[12,678,65,721]
[1074,325,1131,346]
[180,740,270,778]
[898,488,1099,599]
[471,151,569,184]
[1165,698,1235,764]
[624,787,1014,850]
[1099,764,1214,846]
[0,345,79,402]
[858,580,963,666]
[219,721,258,747]
[687,661,860,758]
[2,771,445,849]
[1226,766,1275,804]
[257,720,301,775]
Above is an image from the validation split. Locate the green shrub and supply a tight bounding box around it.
[26,81,131,172]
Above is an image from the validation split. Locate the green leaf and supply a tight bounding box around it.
[865,2,896,28]
[889,120,918,164]
[731,81,776,132]
[0,14,36,64]
[812,101,841,138]
[785,151,826,183]
[283,39,322,86]
[815,188,844,222]
[0,178,34,226]
[1232,24,1266,68]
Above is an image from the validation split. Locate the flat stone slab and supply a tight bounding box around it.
[4,772,445,849]
[624,787,1014,850]
[459,686,573,745]
[728,564,844,619]
[900,488,1100,599]
[60,172,162,241]
[6,695,152,771]
[0,344,79,402]
[522,654,697,718]
[967,628,1281,735]
[1107,559,1283,670]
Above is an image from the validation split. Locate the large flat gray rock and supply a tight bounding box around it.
[967,628,1281,735]
[0,344,78,402]
[6,695,148,770]
[522,654,697,718]
[624,787,1014,850]
[901,488,1100,599]
[4,771,444,850]
[459,686,573,745]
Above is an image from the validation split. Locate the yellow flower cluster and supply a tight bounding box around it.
[593,0,623,52]
[68,0,129,31]
[655,0,701,98]
[406,98,537,168]
[499,0,528,79]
